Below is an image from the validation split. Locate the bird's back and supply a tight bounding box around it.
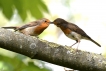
[67,23,91,39]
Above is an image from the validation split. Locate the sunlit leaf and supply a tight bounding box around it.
[2,62,14,71]
[37,0,49,13]
[0,54,51,71]
[29,0,43,19]
[27,61,51,71]
[13,0,27,21]
[0,0,13,19]
[0,0,49,21]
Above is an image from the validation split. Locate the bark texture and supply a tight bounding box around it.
[0,28,106,71]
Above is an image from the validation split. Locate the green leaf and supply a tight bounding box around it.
[0,0,13,20]
[38,0,49,13]
[0,54,25,71]
[0,54,51,71]
[1,62,14,71]
[28,61,51,71]
[29,0,43,19]
[0,0,49,21]
[13,0,27,21]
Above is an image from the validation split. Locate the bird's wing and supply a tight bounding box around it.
[67,23,91,39]
[16,21,39,31]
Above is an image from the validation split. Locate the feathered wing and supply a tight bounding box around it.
[67,23,101,47]
[67,23,88,37]
[2,21,39,31]
[15,21,39,31]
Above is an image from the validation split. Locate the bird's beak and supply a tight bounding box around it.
[49,22,54,24]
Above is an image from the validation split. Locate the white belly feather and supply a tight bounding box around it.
[66,31,81,40]
[20,26,38,36]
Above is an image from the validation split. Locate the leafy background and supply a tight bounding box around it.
[0,0,105,71]
[0,0,49,20]
[0,0,52,71]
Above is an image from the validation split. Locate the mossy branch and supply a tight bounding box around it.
[0,28,106,71]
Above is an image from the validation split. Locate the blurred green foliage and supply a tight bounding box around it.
[0,0,51,71]
[0,54,51,71]
[0,0,49,21]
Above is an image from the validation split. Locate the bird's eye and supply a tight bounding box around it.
[44,20,47,22]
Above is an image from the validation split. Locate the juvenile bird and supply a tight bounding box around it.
[2,18,51,36]
[51,18,101,49]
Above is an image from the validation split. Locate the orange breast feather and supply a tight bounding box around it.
[34,23,49,34]
[60,27,71,34]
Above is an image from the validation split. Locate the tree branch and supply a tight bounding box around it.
[0,28,106,71]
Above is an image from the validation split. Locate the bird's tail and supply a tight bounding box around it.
[89,38,101,47]
[2,27,19,31]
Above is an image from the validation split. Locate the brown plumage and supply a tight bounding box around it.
[2,18,51,36]
[51,18,101,48]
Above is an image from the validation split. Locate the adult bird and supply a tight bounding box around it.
[2,18,51,36]
[50,18,101,49]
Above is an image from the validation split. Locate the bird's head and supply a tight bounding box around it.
[41,18,51,25]
[38,18,51,28]
[50,18,68,28]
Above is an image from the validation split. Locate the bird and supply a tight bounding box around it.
[2,18,51,36]
[50,18,101,49]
